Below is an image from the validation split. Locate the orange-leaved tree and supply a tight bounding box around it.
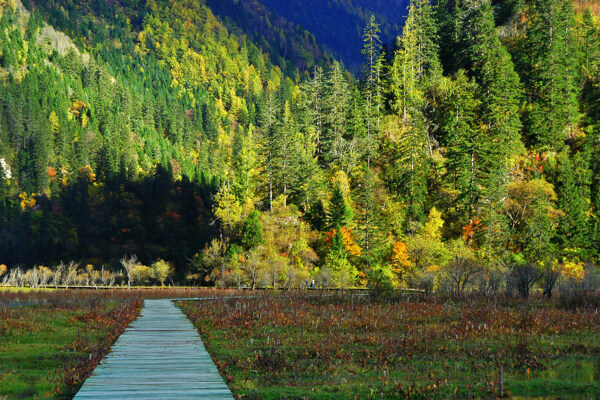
[390,241,412,285]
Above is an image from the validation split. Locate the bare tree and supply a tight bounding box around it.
[100,266,113,287]
[25,268,39,288]
[63,262,78,288]
[241,247,265,290]
[52,262,65,289]
[445,256,483,295]
[7,267,25,287]
[508,263,540,299]
[120,255,139,288]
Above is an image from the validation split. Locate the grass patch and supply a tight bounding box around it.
[179,293,600,399]
[0,291,142,399]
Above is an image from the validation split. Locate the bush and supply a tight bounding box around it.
[367,265,395,300]
[558,263,600,308]
[441,256,483,296]
[473,265,506,297]
[507,263,540,298]
[407,270,435,294]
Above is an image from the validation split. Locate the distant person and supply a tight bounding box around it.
[305,279,309,288]
[311,279,315,288]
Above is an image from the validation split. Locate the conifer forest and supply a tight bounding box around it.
[1,0,600,294]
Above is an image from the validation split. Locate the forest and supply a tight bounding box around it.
[0,0,599,294]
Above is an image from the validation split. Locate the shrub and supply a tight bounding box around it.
[507,263,540,298]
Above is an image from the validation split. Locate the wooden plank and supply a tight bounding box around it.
[73,299,234,400]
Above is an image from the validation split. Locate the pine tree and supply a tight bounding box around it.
[452,0,523,233]
[260,88,280,211]
[302,66,326,160]
[460,0,522,167]
[443,71,483,224]
[272,100,299,207]
[233,124,259,203]
[523,0,580,150]
[389,0,442,227]
[328,185,353,229]
[323,61,350,167]
[580,9,600,126]
[556,147,592,253]
[361,15,382,168]
[241,209,263,249]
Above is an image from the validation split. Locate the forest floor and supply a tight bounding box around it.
[179,292,600,399]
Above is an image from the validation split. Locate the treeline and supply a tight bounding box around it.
[0,0,599,294]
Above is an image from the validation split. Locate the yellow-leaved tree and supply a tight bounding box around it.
[213,185,242,235]
[423,207,444,241]
[150,260,174,286]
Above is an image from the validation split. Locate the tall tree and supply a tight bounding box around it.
[555,147,592,253]
[361,15,382,168]
[323,61,351,168]
[302,66,326,160]
[522,0,580,150]
[389,0,442,227]
[328,185,353,229]
[443,71,483,225]
[454,0,523,233]
[260,88,280,211]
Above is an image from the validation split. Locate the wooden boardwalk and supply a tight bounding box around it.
[74,299,234,399]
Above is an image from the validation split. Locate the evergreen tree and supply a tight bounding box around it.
[443,71,483,224]
[453,0,523,231]
[241,209,264,250]
[272,100,297,207]
[556,147,592,253]
[361,15,382,168]
[580,9,600,126]
[233,124,259,203]
[302,66,326,159]
[327,185,353,229]
[323,61,351,167]
[389,0,441,227]
[523,0,580,150]
[459,0,522,166]
[260,88,280,211]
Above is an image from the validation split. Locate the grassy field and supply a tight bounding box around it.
[0,290,142,399]
[179,292,600,399]
[0,287,237,400]
[2,288,598,399]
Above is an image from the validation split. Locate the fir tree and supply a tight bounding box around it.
[556,147,592,253]
[241,209,264,250]
[328,185,353,229]
[444,71,483,224]
[389,0,441,227]
[323,61,351,167]
[523,0,580,150]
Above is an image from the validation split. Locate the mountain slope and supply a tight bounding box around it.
[204,0,334,80]
[0,0,306,269]
[256,0,410,71]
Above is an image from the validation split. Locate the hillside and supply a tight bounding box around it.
[204,0,334,80]
[256,0,410,72]
[0,0,301,269]
[0,0,599,294]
